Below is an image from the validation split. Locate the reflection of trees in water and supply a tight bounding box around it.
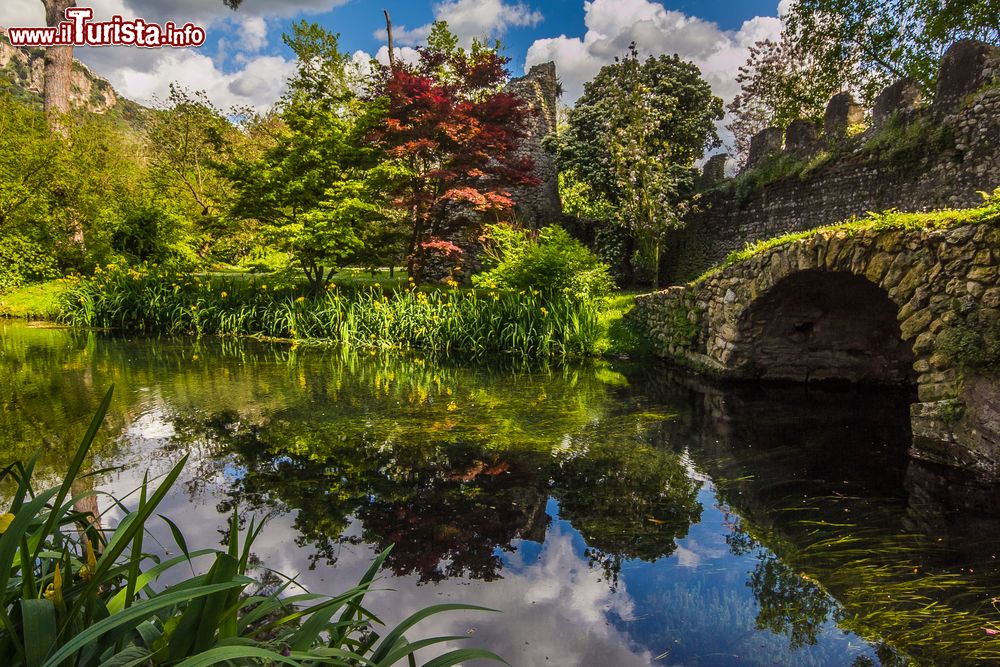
[683,379,1000,665]
[184,409,701,584]
[553,425,702,583]
[168,354,702,584]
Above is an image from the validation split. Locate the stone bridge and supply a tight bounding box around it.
[631,221,1000,477]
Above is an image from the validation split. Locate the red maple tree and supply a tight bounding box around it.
[370,22,539,280]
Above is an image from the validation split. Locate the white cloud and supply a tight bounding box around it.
[525,0,783,104]
[374,45,422,68]
[2,0,47,27]
[375,0,543,49]
[435,0,542,43]
[96,48,295,112]
[374,23,433,49]
[237,16,268,53]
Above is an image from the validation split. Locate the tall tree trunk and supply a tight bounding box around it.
[653,239,661,289]
[42,0,85,248]
[383,10,397,71]
[42,0,76,136]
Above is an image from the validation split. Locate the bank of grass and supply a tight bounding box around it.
[0,279,67,319]
[58,264,607,360]
[696,192,1000,283]
[594,292,648,357]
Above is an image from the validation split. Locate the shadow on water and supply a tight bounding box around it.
[3,319,1000,664]
[636,368,1000,665]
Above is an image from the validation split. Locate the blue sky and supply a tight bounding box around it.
[3,0,787,112]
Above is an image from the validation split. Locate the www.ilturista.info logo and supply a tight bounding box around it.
[6,7,206,48]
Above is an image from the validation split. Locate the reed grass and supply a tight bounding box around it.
[58,265,602,359]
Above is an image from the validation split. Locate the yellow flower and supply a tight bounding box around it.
[260,284,268,290]
[447,401,458,411]
[295,296,306,303]
[44,565,62,603]
[0,513,14,534]
[79,540,97,581]
[220,291,228,298]
[540,307,548,316]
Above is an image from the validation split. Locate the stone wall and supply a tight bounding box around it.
[631,221,1000,477]
[663,40,1000,284]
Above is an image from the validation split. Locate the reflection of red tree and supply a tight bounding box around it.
[448,460,511,482]
[361,460,549,583]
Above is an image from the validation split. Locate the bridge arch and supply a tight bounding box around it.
[731,269,916,385]
[632,222,1000,476]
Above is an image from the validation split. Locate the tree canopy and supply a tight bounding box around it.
[553,46,723,286]
[370,21,537,279]
[227,23,396,291]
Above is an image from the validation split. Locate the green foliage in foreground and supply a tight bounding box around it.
[58,266,602,359]
[0,387,503,666]
[696,190,1000,282]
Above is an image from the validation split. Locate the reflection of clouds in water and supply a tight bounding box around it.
[229,514,653,666]
[297,527,653,667]
[124,409,176,441]
[673,536,731,570]
[673,543,702,569]
[94,439,655,667]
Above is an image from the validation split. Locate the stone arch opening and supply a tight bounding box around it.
[737,270,917,386]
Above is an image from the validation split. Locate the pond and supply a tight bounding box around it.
[3,319,1000,666]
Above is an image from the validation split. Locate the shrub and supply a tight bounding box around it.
[412,239,464,284]
[0,234,60,291]
[0,387,503,666]
[474,224,615,299]
[111,203,198,269]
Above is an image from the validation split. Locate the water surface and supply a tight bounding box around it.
[3,320,999,665]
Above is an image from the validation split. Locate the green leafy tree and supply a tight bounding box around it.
[0,93,151,276]
[227,23,391,291]
[145,85,254,263]
[784,0,1000,104]
[555,46,722,287]
[727,32,843,168]
[0,95,58,232]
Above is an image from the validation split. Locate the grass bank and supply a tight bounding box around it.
[697,192,1000,283]
[0,279,66,319]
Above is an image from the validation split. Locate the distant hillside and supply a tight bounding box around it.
[0,27,147,121]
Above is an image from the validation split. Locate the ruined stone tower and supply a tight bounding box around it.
[504,61,562,228]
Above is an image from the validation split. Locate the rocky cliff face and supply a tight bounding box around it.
[0,27,120,113]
